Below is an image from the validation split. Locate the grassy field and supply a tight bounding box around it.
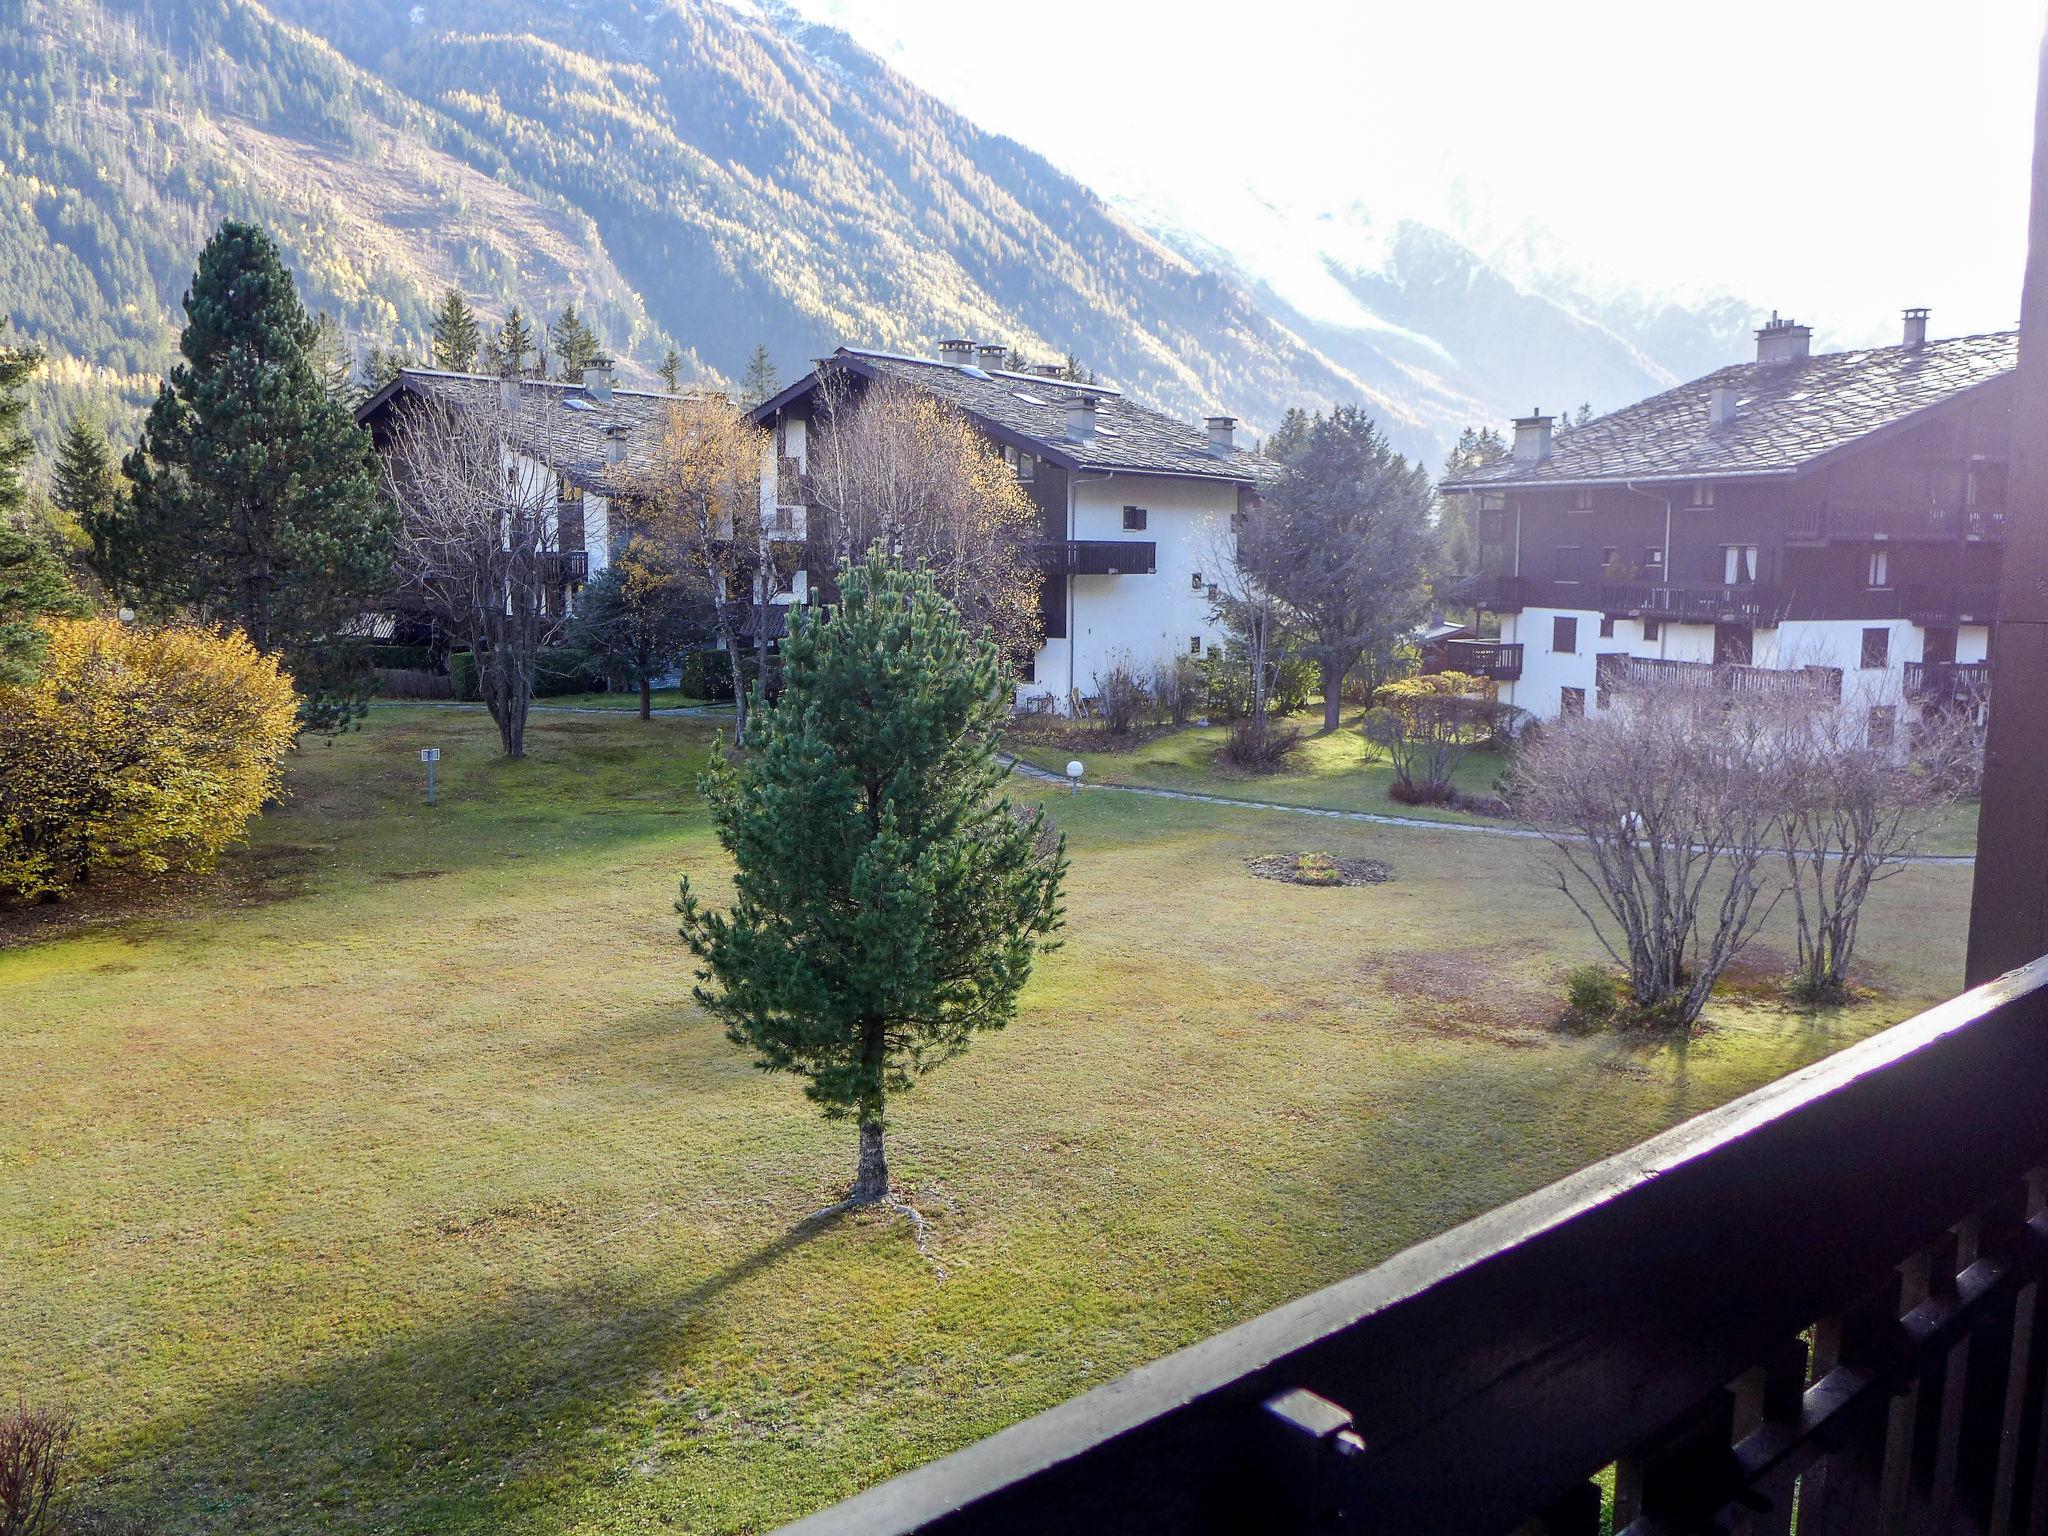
[529,688,714,713]
[1006,708,1984,853]
[2,707,1975,1534]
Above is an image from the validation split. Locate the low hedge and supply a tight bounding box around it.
[448,648,610,702]
[362,643,435,671]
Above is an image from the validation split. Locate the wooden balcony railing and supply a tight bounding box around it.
[1438,639,1524,681]
[1599,582,1790,625]
[1784,505,2009,543]
[1599,653,1843,700]
[1028,540,1158,576]
[540,549,589,585]
[1469,573,1527,613]
[1904,584,2003,625]
[1904,659,1995,705]
[782,956,2048,1536]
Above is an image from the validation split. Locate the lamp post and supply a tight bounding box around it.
[420,746,441,805]
[1066,760,1084,797]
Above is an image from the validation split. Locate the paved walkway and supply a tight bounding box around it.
[998,755,1979,867]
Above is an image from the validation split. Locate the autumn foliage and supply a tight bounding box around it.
[0,617,299,904]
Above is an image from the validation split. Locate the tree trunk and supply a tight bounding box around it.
[639,675,652,720]
[1322,656,1343,734]
[853,1119,889,1203]
[727,645,749,747]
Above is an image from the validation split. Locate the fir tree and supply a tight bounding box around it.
[364,345,413,390]
[52,414,120,533]
[549,302,602,379]
[739,342,779,407]
[431,287,482,372]
[0,319,43,521]
[657,345,684,395]
[678,548,1067,1205]
[306,310,356,401]
[96,221,393,730]
[488,305,538,377]
[0,521,86,685]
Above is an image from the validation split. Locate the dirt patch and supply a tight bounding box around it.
[1356,941,1558,1048]
[374,868,450,883]
[1002,718,1182,756]
[430,1199,580,1241]
[1244,852,1393,888]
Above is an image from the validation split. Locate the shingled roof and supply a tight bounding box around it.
[1442,331,2018,491]
[357,369,698,493]
[754,348,1278,486]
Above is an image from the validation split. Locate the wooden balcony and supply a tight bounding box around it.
[1904,659,1995,705]
[1438,639,1524,681]
[1600,653,1843,700]
[539,549,589,585]
[1599,582,1790,625]
[782,957,2048,1536]
[1468,573,1527,613]
[1028,540,1157,576]
[1784,505,2009,543]
[1904,584,2002,625]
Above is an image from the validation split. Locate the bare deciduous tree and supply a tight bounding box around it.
[1512,679,1783,1027]
[1203,508,1295,765]
[804,372,1041,664]
[381,388,575,758]
[0,1398,71,1536]
[1767,684,1978,1002]
[631,396,769,745]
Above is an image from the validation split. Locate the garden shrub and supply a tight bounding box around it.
[361,643,434,671]
[1091,658,1150,736]
[0,618,299,904]
[0,1396,72,1536]
[1151,654,1203,726]
[1564,963,1619,1026]
[1219,718,1302,771]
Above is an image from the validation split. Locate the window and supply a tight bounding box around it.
[1569,489,1595,512]
[1723,545,1758,585]
[1643,619,1661,642]
[1020,653,1035,683]
[1690,483,1717,508]
[1554,545,1584,583]
[1866,548,1890,589]
[1868,705,1897,750]
[1189,635,1203,656]
[1644,546,1665,573]
[1190,571,1204,591]
[1861,627,1890,669]
[1001,444,1035,483]
[1599,616,1615,639]
[1122,505,1148,530]
[1561,686,1587,718]
[1552,616,1578,654]
[1601,546,1619,572]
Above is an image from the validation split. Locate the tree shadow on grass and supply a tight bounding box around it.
[85,1209,851,1536]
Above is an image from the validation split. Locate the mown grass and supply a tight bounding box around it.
[528,687,715,712]
[1,706,1973,1534]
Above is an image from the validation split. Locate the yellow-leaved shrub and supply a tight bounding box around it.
[0,618,299,903]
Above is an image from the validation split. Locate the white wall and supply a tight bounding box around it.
[1020,472,1238,709]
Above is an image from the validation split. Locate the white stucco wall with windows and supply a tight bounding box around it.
[1020,471,1240,710]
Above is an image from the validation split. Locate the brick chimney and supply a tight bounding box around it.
[1709,382,1740,428]
[1755,312,1812,367]
[584,359,613,403]
[938,338,974,367]
[1066,393,1097,442]
[1512,409,1553,464]
[1206,415,1237,456]
[976,343,1007,372]
[1903,307,1930,349]
[605,423,629,466]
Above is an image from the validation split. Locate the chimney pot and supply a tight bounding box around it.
[1709,382,1740,428]
[605,423,629,466]
[1065,393,1098,442]
[1512,409,1554,464]
[1028,362,1063,378]
[1755,312,1813,367]
[976,343,1008,372]
[584,359,613,403]
[1205,415,1237,455]
[1903,307,1930,349]
[498,372,519,413]
[937,338,974,367]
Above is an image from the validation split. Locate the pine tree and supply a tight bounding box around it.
[95,221,394,729]
[549,302,602,379]
[0,319,43,521]
[739,342,779,407]
[431,287,482,372]
[364,345,413,391]
[677,548,1067,1204]
[657,344,683,395]
[0,521,86,685]
[52,414,120,533]
[487,305,538,377]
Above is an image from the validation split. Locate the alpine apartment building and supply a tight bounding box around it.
[1440,310,2016,729]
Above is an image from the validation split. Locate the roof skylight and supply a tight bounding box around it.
[1011,390,1049,406]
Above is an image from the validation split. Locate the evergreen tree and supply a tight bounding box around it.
[364,345,413,391]
[678,548,1067,1204]
[0,521,86,685]
[487,305,538,377]
[563,540,701,719]
[1436,425,1509,591]
[658,345,684,395]
[431,287,482,372]
[94,221,394,729]
[0,320,43,521]
[52,414,120,533]
[739,342,779,407]
[549,302,602,379]
[306,310,356,401]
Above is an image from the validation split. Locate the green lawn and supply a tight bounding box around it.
[530,687,717,712]
[2,707,1974,1534]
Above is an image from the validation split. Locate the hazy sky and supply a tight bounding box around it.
[783,0,2041,346]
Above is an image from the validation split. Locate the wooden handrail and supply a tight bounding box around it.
[781,956,2048,1535]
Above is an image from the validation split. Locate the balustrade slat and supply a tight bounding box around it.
[1991,1174,2048,1536]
